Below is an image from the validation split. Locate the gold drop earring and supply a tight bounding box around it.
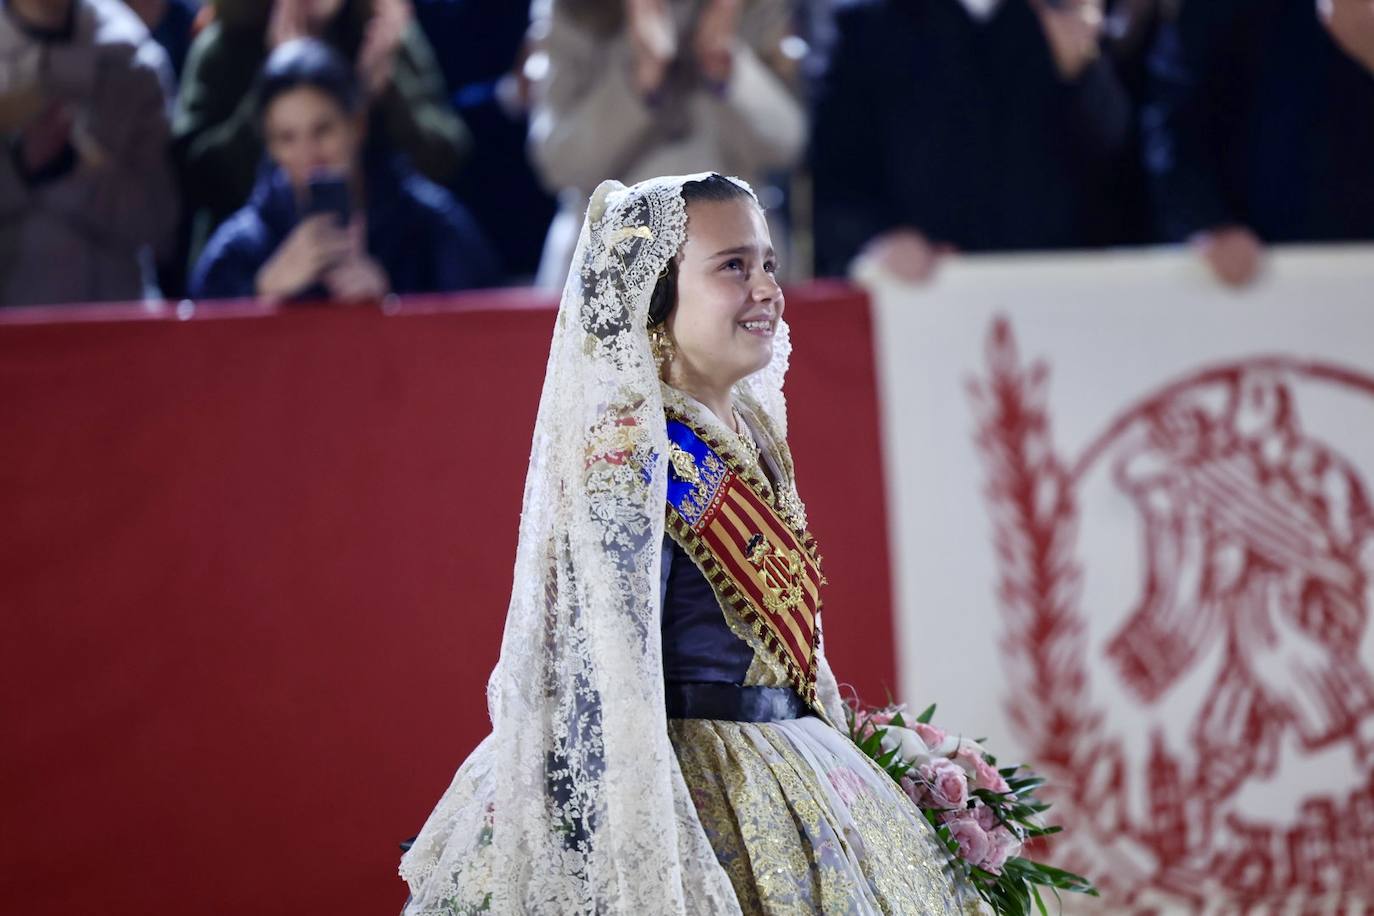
[650,323,675,371]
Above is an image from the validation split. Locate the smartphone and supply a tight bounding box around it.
[304,172,351,227]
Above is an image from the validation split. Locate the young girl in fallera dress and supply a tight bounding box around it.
[400,173,975,915]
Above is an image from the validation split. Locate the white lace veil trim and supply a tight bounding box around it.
[399,173,812,914]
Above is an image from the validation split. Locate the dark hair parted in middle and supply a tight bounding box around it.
[255,38,362,125]
[647,175,757,327]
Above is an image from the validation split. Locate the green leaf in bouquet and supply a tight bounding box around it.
[934,826,961,860]
[916,703,937,724]
[972,788,1013,806]
[979,883,1014,916]
[983,871,1031,916]
[1014,859,1098,895]
[890,711,906,728]
[1030,884,1049,916]
[1021,825,1062,839]
[859,730,884,756]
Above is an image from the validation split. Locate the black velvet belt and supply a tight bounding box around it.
[665,682,811,722]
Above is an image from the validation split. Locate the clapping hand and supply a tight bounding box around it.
[358,0,412,98]
[268,0,310,49]
[693,0,742,87]
[17,102,74,174]
[1030,0,1105,81]
[1320,0,1374,75]
[625,0,676,96]
[0,85,45,134]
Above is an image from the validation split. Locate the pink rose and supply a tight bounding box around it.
[979,825,1022,875]
[973,801,998,832]
[900,774,926,806]
[918,758,969,809]
[913,722,947,748]
[827,767,867,807]
[972,754,1011,794]
[943,812,991,865]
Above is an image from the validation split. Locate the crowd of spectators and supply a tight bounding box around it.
[2,0,1373,306]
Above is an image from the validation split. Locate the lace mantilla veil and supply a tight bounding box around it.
[400,173,850,914]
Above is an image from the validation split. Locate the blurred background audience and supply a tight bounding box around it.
[2,0,1372,306]
[189,38,496,300]
[1143,0,1374,286]
[1,0,177,305]
[411,0,554,279]
[811,0,1131,281]
[125,0,200,80]
[173,0,467,285]
[525,0,808,288]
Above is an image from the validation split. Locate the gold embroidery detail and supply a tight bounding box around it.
[665,508,813,706]
[584,416,642,469]
[747,539,807,618]
[605,225,654,247]
[677,451,726,523]
[605,225,655,275]
[666,405,817,559]
[668,719,969,915]
[669,444,700,485]
[663,406,825,707]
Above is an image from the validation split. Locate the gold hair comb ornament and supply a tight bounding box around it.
[606,225,655,248]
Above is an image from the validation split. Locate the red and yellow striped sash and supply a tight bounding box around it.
[663,414,824,705]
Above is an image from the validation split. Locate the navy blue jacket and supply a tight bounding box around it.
[190,153,499,300]
[811,0,1133,275]
[1142,0,1374,244]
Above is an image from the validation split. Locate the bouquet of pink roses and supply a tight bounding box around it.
[846,700,1096,915]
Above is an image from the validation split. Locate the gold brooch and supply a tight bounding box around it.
[606,225,654,248]
[669,444,700,484]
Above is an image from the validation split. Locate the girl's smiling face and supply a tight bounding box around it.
[666,197,784,391]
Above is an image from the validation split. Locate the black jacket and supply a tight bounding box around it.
[190,152,498,300]
[1142,0,1374,243]
[811,0,1133,274]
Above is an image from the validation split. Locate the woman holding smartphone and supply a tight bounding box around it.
[190,39,497,303]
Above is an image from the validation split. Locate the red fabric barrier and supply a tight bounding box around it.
[0,283,894,915]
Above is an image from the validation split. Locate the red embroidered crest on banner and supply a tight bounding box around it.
[971,317,1374,911]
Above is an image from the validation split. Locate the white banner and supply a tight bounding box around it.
[865,246,1374,914]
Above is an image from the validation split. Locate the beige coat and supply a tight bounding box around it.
[527,0,807,289]
[0,0,176,305]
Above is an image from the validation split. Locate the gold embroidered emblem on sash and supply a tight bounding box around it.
[746,535,807,617]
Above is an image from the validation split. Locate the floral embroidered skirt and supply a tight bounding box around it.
[669,715,977,915]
